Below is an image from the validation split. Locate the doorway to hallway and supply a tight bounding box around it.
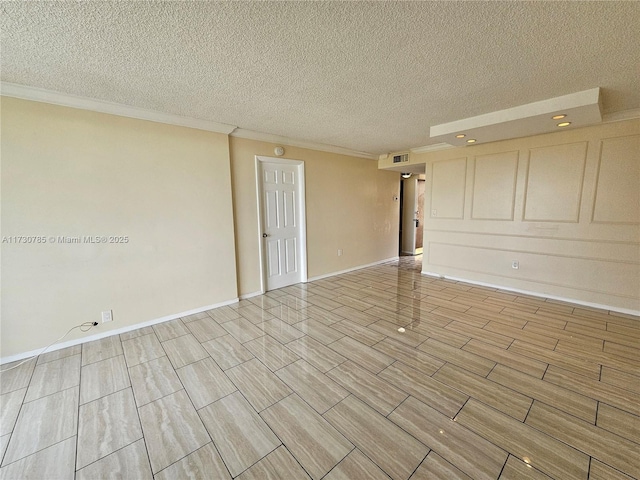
[399,175,425,257]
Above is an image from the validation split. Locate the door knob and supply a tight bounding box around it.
[262,233,268,238]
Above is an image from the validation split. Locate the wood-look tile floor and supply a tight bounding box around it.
[1,256,639,479]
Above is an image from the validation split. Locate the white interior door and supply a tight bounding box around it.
[257,157,307,291]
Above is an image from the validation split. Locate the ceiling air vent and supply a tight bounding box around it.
[393,154,409,163]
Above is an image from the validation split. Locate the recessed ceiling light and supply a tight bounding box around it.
[466,139,476,143]
[552,114,567,120]
[557,122,571,127]
[455,134,466,138]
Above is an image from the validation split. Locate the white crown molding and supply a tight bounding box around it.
[0,82,237,135]
[230,128,377,160]
[410,142,454,154]
[602,108,640,123]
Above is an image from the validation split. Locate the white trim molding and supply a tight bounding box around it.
[410,143,454,154]
[421,271,640,317]
[0,298,239,365]
[308,256,400,282]
[0,82,237,134]
[239,291,264,300]
[231,128,377,160]
[602,108,640,124]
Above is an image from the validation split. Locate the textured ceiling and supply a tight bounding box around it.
[1,1,639,155]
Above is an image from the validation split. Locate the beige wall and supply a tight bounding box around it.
[1,97,238,357]
[229,137,400,296]
[411,119,640,312]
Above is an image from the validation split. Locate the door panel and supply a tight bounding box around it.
[267,239,281,277]
[260,161,304,290]
[283,190,296,228]
[265,190,279,229]
[285,238,297,274]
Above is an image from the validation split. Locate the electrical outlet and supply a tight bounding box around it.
[101,310,113,323]
[337,249,343,257]
[512,261,519,270]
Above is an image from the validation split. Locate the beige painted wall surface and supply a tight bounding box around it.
[1,97,238,357]
[229,137,399,296]
[413,119,640,312]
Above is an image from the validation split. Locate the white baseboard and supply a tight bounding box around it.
[308,256,400,282]
[239,291,264,300]
[0,298,239,365]
[421,271,640,317]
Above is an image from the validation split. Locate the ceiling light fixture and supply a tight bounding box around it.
[552,114,567,120]
[557,122,571,127]
[466,139,476,143]
[455,134,466,138]
[401,173,412,179]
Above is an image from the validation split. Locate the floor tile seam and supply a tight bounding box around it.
[376,360,464,418]
[462,341,547,371]
[335,377,409,418]
[430,365,536,422]
[18,383,82,407]
[377,393,510,479]
[493,453,510,480]
[590,456,640,480]
[35,349,81,367]
[318,447,369,480]
[121,331,162,345]
[259,394,357,479]
[286,361,368,414]
[1,432,76,470]
[225,356,293,411]
[321,393,430,478]
[76,429,144,472]
[80,378,136,407]
[248,443,311,479]
[139,374,212,473]
[523,398,640,466]
[127,373,186,410]
[542,368,640,411]
[122,351,166,368]
[507,342,588,369]
[154,330,194,344]
[24,365,82,403]
[192,388,239,414]
[457,400,591,474]
[80,335,126,368]
[123,348,169,368]
[603,339,640,355]
[118,355,155,479]
[149,441,223,478]
[548,344,619,368]
[595,400,640,422]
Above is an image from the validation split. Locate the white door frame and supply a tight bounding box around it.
[255,155,308,293]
